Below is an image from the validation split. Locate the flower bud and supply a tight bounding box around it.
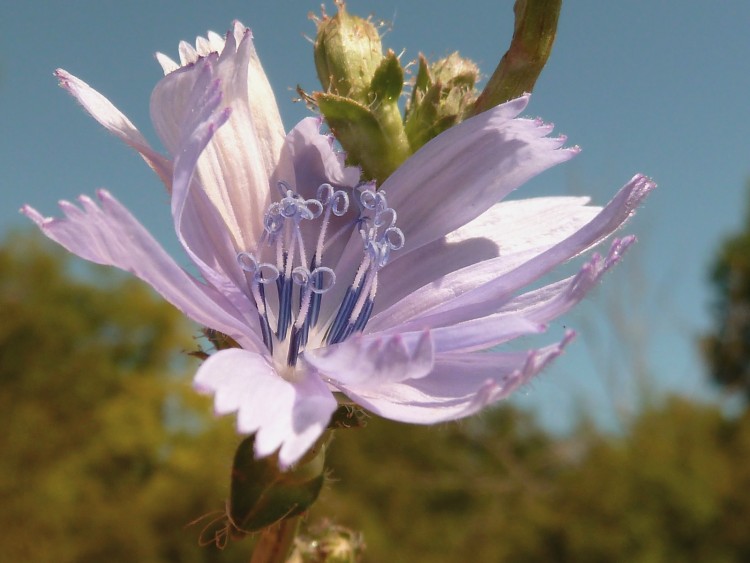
[288,520,365,563]
[314,50,410,183]
[310,3,410,184]
[314,1,383,103]
[404,52,479,152]
[225,434,328,537]
[430,52,480,91]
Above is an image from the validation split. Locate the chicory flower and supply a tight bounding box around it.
[23,22,654,468]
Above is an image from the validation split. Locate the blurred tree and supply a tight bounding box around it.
[704,184,750,399]
[313,406,561,562]
[537,398,750,563]
[314,398,750,562]
[0,232,254,562]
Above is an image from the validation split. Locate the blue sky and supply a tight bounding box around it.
[2,1,748,432]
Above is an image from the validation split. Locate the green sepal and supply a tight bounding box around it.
[369,50,403,104]
[190,328,241,360]
[316,92,407,184]
[404,81,443,151]
[405,55,432,122]
[328,404,367,430]
[227,434,327,536]
[203,328,240,351]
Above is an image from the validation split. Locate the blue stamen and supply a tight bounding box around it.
[257,282,274,353]
[307,256,323,328]
[308,289,322,329]
[287,325,302,366]
[326,285,360,345]
[352,297,374,333]
[277,272,293,341]
[337,321,356,344]
[296,257,319,352]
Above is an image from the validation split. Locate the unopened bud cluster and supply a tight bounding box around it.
[307,0,560,186]
[308,2,480,184]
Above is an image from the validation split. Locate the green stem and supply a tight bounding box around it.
[250,517,300,563]
[470,0,562,116]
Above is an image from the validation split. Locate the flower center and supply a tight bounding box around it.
[237,182,404,368]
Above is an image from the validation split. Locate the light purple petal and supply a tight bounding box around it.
[54,69,172,188]
[372,196,601,319]
[165,59,261,327]
[383,314,545,354]
[304,331,434,389]
[150,22,285,253]
[21,192,263,352]
[178,40,200,66]
[335,332,574,424]
[273,116,360,198]
[418,175,654,325]
[381,95,580,258]
[497,237,636,324]
[371,174,654,332]
[384,236,635,339]
[161,31,225,74]
[194,348,337,468]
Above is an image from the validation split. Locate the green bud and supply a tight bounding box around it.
[310,3,410,184]
[314,1,383,103]
[199,434,328,547]
[430,52,480,91]
[314,49,409,184]
[288,520,365,563]
[404,52,479,152]
[315,85,409,185]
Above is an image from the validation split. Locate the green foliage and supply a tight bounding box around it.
[704,184,750,398]
[0,232,254,562]
[545,399,750,563]
[315,408,561,562]
[315,399,750,562]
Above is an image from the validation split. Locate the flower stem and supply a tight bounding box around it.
[250,517,300,563]
[471,0,562,115]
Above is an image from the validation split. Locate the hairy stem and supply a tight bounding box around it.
[250,517,299,563]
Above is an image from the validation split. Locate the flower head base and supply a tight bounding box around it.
[23,21,654,468]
